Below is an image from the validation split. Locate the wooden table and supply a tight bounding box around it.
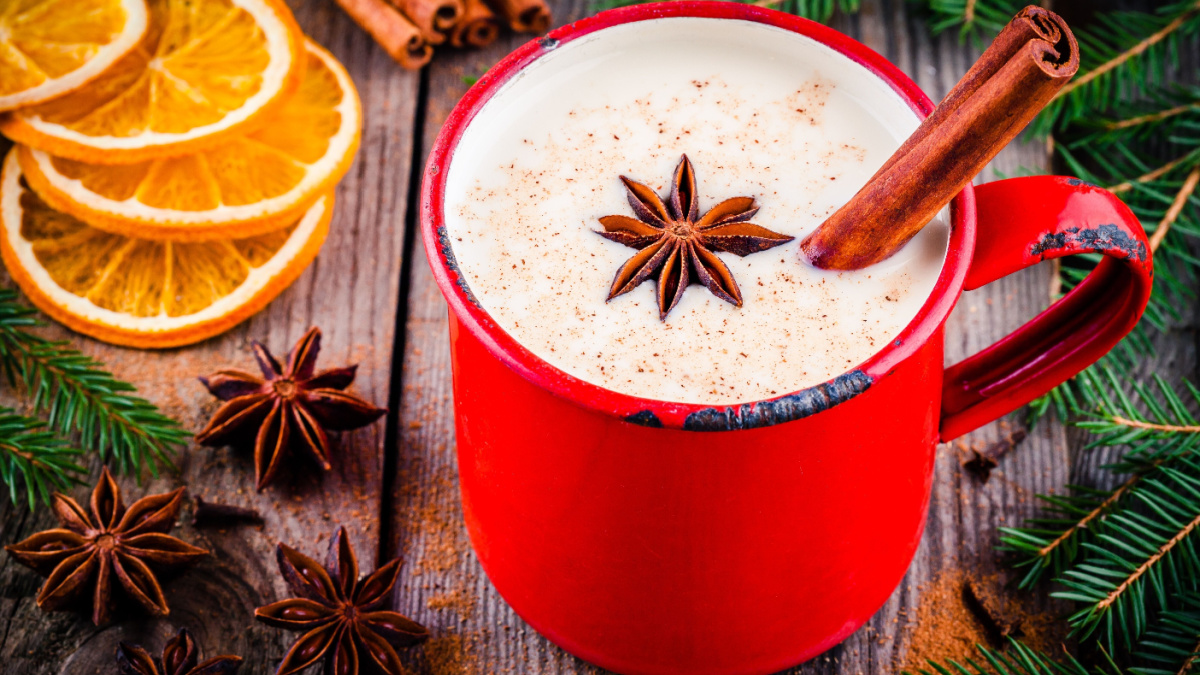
[0,1,1193,673]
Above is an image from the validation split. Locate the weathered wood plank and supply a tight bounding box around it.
[0,0,420,671]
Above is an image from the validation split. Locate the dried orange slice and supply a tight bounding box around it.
[0,150,331,348]
[0,0,149,112]
[0,0,304,164]
[17,40,360,241]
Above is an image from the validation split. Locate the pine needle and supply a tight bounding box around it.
[923,0,1027,42]
[1056,3,1200,99]
[0,410,83,509]
[0,289,187,501]
[1038,1,1200,134]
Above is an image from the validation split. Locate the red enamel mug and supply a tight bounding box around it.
[419,3,1153,674]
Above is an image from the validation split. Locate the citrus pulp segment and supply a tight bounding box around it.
[0,151,331,348]
[0,0,304,163]
[0,0,149,111]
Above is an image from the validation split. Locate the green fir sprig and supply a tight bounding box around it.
[1002,371,1200,571]
[0,289,187,504]
[1053,458,1200,655]
[0,410,82,509]
[1039,1,1200,136]
[1000,372,1200,587]
[1001,372,1200,667]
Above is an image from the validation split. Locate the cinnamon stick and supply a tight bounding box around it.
[449,0,501,49]
[484,0,550,34]
[389,0,462,45]
[800,6,1079,270]
[334,0,434,70]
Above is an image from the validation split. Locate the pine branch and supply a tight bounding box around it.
[1057,5,1200,97]
[1078,87,1200,146]
[1053,457,1200,655]
[1076,373,1200,449]
[1037,1,1200,135]
[1003,372,1200,588]
[1151,167,1200,251]
[1001,482,1132,589]
[0,289,187,479]
[1104,103,1200,135]
[0,410,83,510]
[1109,419,1200,435]
[1090,512,1200,613]
[1110,152,1199,195]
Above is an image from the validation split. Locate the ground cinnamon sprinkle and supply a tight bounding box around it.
[411,470,472,575]
[898,570,1069,673]
[422,632,483,674]
[427,586,476,617]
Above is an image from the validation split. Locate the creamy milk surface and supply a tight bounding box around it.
[443,18,949,405]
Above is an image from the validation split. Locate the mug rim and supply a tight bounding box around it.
[420,0,976,432]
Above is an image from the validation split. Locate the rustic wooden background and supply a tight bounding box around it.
[0,0,1194,673]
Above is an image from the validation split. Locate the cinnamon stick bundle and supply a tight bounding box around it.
[390,0,463,44]
[449,0,501,49]
[800,6,1079,270]
[485,0,550,33]
[335,0,434,69]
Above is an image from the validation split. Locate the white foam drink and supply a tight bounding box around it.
[442,17,950,405]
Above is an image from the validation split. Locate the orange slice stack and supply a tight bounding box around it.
[0,0,362,348]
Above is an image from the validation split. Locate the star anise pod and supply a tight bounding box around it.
[116,627,242,675]
[195,327,386,491]
[256,526,429,675]
[4,468,208,626]
[598,154,795,319]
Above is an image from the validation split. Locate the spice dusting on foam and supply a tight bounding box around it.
[442,18,949,405]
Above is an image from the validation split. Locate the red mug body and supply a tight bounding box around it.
[449,314,945,675]
[420,4,1152,674]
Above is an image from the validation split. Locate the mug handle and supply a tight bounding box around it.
[938,176,1154,442]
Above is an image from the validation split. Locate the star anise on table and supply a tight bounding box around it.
[4,467,208,626]
[256,526,429,675]
[597,154,795,319]
[195,327,386,491]
[116,627,242,675]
